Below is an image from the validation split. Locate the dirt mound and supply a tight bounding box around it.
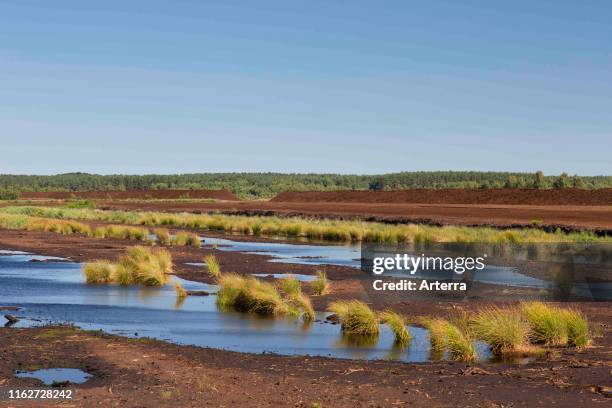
[21,189,238,201]
[272,189,612,206]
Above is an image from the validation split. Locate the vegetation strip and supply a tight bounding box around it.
[2,206,607,243]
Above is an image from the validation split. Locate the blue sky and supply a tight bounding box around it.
[1,0,611,175]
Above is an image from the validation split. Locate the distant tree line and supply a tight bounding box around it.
[0,171,610,199]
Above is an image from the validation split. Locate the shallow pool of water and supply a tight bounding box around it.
[15,368,92,385]
[1,250,493,363]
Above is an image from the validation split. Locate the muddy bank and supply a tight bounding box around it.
[1,326,609,407]
[90,200,612,233]
[273,188,612,206]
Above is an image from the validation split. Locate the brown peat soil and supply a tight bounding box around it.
[0,228,610,407]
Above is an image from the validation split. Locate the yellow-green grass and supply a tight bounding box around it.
[172,231,201,247]
[329,300,380,337]
[560,308,590,347]
[153,228,171,245]
[521,302,568,346]
[217,273,315,320]
[2,206,607,244]
[444,322,477,362]
[92,225,150,242]
[423,318,448,355]
[473,307,532,355]
[81,246,173,287]
[280,275,301,296]
[287,293,315,321]
[311,271,329,295]
[204,255,221,277]
[380,310,410,347]
[83,260,115,283]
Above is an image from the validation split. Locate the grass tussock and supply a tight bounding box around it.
[521,302,590,348]
[172,231,201,247]
[81,246,173,287]
[329,300,380,337]
[204,255,221,277]
[287,293,315,321]
[560,308,590,347]
[83,260,115,283]
[216,273,315,320]
[93,225,151,242]
[444,322,477,362]
[380,310,410,347]
[3,206,607,244]
[521,302,568,346]
[311,271,329,295]
[280,275,301,296]
[423,318,448,355]
[154,228,171,245]
[473,307,532,355]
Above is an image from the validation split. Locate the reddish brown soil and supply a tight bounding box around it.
[0,229,610,407]
[94,200,612,233]
[2,326,609,408]
[20,189,238,201]
[273,188,612,206]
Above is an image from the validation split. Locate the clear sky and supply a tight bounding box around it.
[1,0,611,175]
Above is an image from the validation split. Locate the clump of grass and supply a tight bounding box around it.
[280,275,301,296]
[63,199,94,209]
[217,274,315,320]
[233,277,285,315]
[444,322,477,362]
[216,273,246,309]
[117,246,173,286]
[204,255,221,277]
[174,281,187,299]
[93,225,150,242]
[521,302,568,346]
[329,300,380,337]
[423,318,448,354]
[473,307,532,355]
[311,271,329,295]
[560,308,590,347]
[172,231,201,247]
[287,293,315,321]
[82,260,115,283]
[154,228,171,245]
[380,310,410,347]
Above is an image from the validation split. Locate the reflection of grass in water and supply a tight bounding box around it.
[337,333,379,348]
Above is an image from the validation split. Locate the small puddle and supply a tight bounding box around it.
[15,368,92,385]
